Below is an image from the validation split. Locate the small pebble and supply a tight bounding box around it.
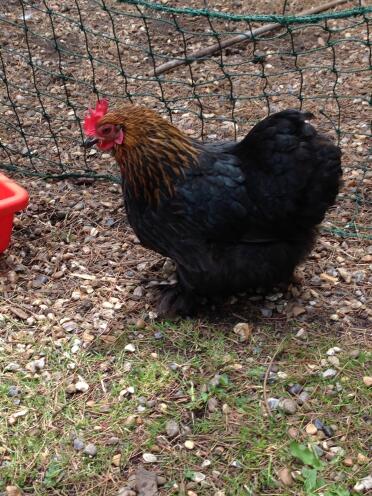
[8,386,22,397]
[267,397,280,411]
[266,373,277,385]
[278,467,293,486]
[117,489,136,496]
[165,420,180,438]
[327,356,340,367]
[322,425,335,438]
[73,438,85,451]
[288,427,299,439]
[322,368,337,379]
[75,379,89,393]
[107,436,120,446]
[208,374,222,388]
[32,274,49,288]
[305,423,318,435]
[124,344,136,353]
[162,258,175,276]
[295,328,308,340]
[230,460,243,469]
[112,454,121,467]
[135,318,146,329]
[133,286,144,298]
[297,391,310,405]
[84,443,97,456]
[330,446,344,456]
[66,384,77,394]
[325,452,336,461]
[313,419,334,437]
[349,349,360,359]
[26,357,46,373]
[353,474,372,493]
[5,487,23,496]
[313,418,325,430]
[233,322,252,342]
[191,472,205,483]
[313,445,324,457]
[4,362,21,372]
[230,460,243,468]
[124,415,137,426]
[363,376,372,387]
[71,344,80,354]
[277,371,288,379]
[123,362,132,373]
[288,384,303,396]
[260,307,272,318]
[357,453,369,464]
[156,475,166,486]
[207,397,219,413]
[343,457,354,467]
[142,452,158,463]
[184,440,195,450]
[326,347,342,356]
[279,398,297,415]
[291,304,306,317]
[62,321,78,333]
[335,382,343,392]
[99,403,111,413]
[214,446,224,455]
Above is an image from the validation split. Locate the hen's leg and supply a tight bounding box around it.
[156,284,196,318]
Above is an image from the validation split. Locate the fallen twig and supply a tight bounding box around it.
[154,0,348,76]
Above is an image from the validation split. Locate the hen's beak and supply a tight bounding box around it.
[83,137,99,148]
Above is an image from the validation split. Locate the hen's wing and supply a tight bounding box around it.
[236,110,342,231]
[129,143,273,269]
[171,147,252,240]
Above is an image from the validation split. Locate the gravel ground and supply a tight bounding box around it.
[1,0,370,327]
[1,174,371,332]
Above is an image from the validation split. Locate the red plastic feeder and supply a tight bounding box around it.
[0,172,29,253]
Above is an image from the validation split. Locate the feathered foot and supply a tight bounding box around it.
[156,284,196,318]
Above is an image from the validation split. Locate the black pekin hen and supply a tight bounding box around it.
[84,101,342,316]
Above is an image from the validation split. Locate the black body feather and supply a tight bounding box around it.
[123,110,342,315]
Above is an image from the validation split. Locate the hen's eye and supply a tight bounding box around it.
[101,126,112,135]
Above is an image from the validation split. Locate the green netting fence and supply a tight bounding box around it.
[0,0,371,238]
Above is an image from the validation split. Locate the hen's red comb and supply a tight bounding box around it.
[84,99,109,137]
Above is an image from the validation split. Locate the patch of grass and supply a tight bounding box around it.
[1,315,370,495]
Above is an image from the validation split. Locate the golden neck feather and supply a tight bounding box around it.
[99,106,198,204]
